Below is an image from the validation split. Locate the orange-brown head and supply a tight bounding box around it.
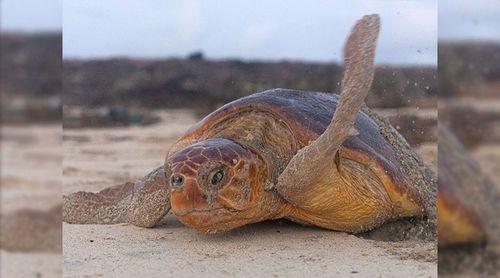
[167,138,273,232]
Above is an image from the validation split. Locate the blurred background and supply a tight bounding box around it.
[439,0,500,161]
[1,0,62,277]
[62,0,437,136]
[438,0,500,275]
[1,0,499,276]
[61,1,441,276]
[60,1,439,211]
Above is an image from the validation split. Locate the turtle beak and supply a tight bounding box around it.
[170,171,234,232]
[170,171,208,216]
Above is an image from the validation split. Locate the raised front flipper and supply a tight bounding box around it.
[63,166,171,228]
[275,15,423,232]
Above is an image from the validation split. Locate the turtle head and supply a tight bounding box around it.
[167,138,270,232]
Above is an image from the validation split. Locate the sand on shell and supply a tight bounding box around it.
[62,109,438,277]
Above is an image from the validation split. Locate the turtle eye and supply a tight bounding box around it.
[170,174,184,188]
[210,169,224,186]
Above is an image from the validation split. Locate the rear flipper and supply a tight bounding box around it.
[63,166,170,228]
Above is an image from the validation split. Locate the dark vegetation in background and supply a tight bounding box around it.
[439,42,500,97]
[0,32,62,123]
[1,33,61,97]
[438,42,500,276]
[63,58,437,115]
[439,41,500,148]
[3,33,499,144]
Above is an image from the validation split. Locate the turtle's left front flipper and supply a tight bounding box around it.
[63,166,171,228]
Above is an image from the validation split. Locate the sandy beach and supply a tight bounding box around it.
[3,106,498,277]
[62,109,439,277]
[6,107,500,277]
[1,124,62,277]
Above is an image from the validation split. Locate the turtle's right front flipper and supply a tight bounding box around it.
[63,165,171,228]
[275,15,425,233]
[276,14,380,197]
[275,15,389,232]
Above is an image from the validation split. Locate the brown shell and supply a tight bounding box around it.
[173,89,428,211]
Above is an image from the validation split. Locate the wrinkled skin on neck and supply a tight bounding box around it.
[167,138,287,233]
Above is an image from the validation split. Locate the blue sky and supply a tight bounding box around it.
[61,0,437,64]
[439,0,500,41]
[1,1,498,65]
[1,0,62,31]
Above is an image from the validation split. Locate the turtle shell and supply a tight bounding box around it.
[171,88,432,215]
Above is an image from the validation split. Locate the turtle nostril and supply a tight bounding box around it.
[170,174,185,188]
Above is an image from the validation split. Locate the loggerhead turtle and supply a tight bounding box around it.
[63,14,437,237]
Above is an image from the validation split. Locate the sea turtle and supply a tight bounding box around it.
[63,15,437,237]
